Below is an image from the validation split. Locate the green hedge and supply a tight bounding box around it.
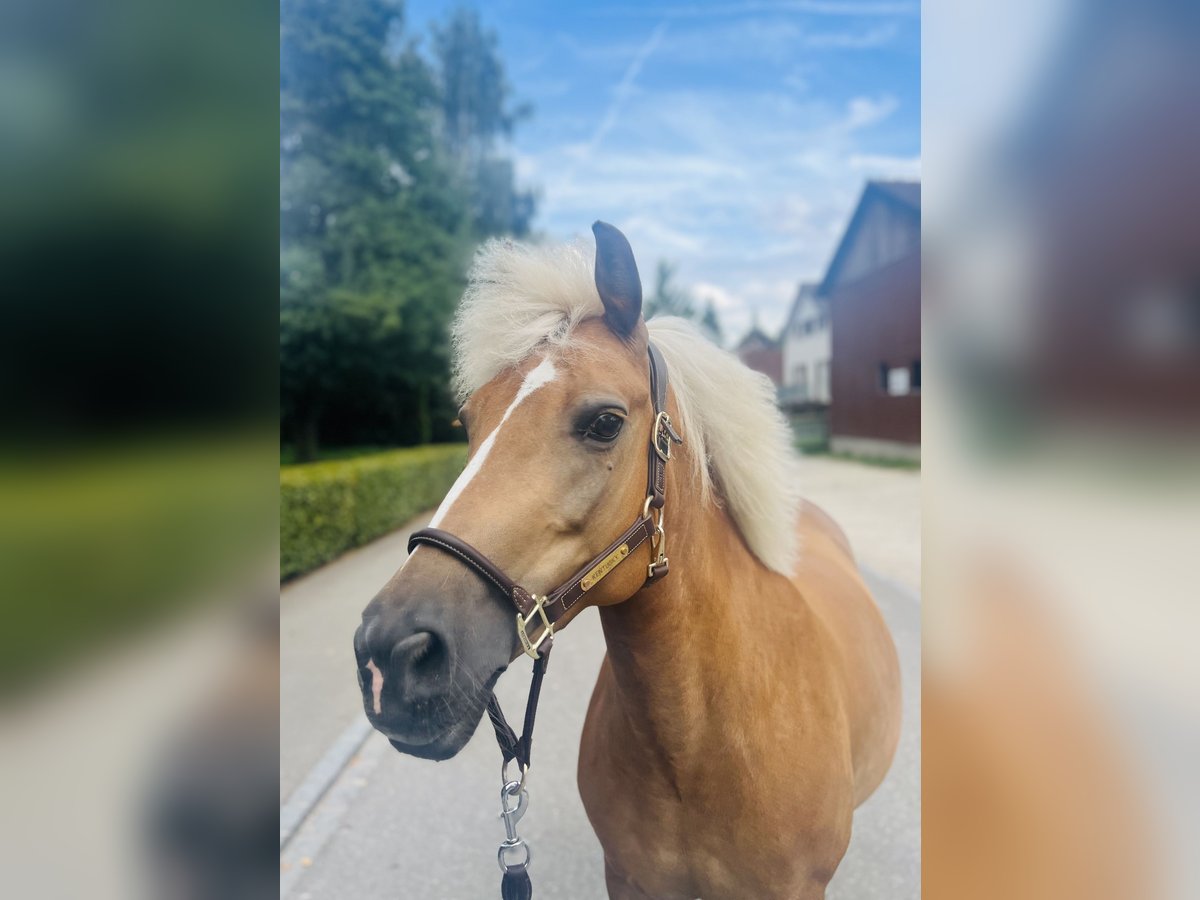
[280,444,467,580]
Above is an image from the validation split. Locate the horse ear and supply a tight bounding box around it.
[592,221,643,338]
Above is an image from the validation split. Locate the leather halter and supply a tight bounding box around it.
[406,342,682,774]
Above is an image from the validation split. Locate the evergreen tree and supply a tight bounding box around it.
[643,260,696,320]
[430,8,535,237]
[643,262,725,347]
[280,1,534,459]
[700,299,724,347]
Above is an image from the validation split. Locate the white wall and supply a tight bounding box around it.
[782,292,831,403]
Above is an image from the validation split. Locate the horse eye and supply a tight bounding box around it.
[585,412,624,442]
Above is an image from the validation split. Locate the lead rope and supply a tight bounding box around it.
[488,653,548,899]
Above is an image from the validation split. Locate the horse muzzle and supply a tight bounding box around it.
[353,592,509,760]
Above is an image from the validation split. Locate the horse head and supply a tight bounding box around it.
[354,222,662,760]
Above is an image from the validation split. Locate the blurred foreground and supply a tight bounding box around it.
[924,0,1200,897]
[0,0,278,895]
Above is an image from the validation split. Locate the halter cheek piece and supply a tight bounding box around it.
[405,343,682,897]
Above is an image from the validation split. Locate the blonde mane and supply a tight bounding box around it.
[452,237,801,574]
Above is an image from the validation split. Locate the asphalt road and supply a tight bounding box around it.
[280,513,920,899]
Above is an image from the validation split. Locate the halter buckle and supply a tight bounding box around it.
[647,509,668,580]
[652,411,678,462]
[516,595,554,660]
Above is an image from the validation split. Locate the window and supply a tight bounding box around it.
[791,364,808,400]
[817,360,830,400]
[886,365,910,396]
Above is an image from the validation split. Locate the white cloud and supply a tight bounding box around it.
[849,153,922,179]
[842,94,900,130]
[598,2,918,19]
[783,67,812,93]
[562,15,898,71]
[690,281,742,312]
[802,22,899,48]
[694,275,799,343]
[621,215,705,255]
[512,150,539,184]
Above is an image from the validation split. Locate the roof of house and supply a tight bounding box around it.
[736,325,779,351]
[783,281,822,332]
[818,179,920,296]
[872,180,921,212]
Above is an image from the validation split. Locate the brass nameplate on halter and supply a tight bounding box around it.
[580,543,630,591]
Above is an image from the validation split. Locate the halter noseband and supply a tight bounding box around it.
[404,342,682,897]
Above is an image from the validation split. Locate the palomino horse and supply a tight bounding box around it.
[354,223,901,898]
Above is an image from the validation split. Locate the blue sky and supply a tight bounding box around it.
[406,0,920,341]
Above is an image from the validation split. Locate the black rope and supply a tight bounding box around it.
[486,652,548,770]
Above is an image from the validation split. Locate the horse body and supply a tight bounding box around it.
[354,222,901,899]
[579,440,900,900]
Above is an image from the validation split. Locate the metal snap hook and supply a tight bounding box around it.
[502,757,528,792]
[498,774,532,872]
[498,838,531,871]
[499,781,528,832]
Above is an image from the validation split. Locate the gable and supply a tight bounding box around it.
[784,282,821,332]
[820,182,920,295]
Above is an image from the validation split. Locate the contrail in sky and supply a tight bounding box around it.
[583,21,670,158]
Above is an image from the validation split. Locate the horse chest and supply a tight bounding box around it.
[577,679,693,894]
[579,663,856,898]
[581,755,843,900]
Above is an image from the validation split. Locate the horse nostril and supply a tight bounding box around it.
[391,630,449,686]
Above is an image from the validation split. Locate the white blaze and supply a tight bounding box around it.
[366,659,384,715]
[426,357,557,529]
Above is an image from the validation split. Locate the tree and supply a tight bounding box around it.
[280,1,534,460]
[643,261,696,320]
[643,262,727,346]
[281,0,461,458]
[430,8,536,238]
[700,299,724,347]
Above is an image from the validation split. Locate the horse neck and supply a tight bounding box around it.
[596,459,803,764]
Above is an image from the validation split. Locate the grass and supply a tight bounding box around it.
[797,441,921,471]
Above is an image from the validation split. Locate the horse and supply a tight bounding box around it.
[354,222,901,899]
